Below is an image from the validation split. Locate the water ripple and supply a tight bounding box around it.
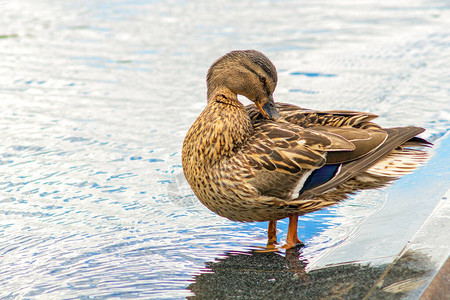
[0,0,448,298]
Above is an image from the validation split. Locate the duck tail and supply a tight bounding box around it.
[365,138,431,178]
[365,148,429,178]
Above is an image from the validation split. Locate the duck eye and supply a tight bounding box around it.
[259,76,266,84]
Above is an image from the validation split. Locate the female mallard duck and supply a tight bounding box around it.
[182,50,431,249]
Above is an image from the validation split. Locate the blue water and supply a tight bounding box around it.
[0,0,449,298]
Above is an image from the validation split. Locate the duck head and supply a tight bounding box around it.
[206,50,280,120]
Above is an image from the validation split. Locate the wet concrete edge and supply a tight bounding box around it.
[365,193,450,299]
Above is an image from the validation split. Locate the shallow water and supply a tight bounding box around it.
[0,0,449,298]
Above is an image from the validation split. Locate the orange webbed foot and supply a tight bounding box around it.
[282,213,304,249]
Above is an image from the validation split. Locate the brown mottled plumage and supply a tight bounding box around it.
[182,50,431,249]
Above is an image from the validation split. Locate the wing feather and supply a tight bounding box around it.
[241,120,355,176]
[243,102,429,202]
[246,102,381,129]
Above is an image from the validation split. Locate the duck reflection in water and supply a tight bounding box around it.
[187,249,433,299]
[187,248,309,299]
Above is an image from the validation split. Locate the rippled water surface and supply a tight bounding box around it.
[1,0,449,298]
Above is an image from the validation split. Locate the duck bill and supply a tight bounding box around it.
[256,95,280,120]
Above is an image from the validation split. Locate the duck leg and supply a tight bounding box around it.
[282,213,303,249]
[254,221,279,252]
[267,220,278,246]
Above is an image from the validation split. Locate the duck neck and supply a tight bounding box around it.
[191,88,253,164]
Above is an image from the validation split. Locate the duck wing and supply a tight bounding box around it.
[245,103,430,201]
[298,126,427,199]
[238,119,355,198]
[243,120,356,172]
[246,102,390,165]
[311,126,388,163]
